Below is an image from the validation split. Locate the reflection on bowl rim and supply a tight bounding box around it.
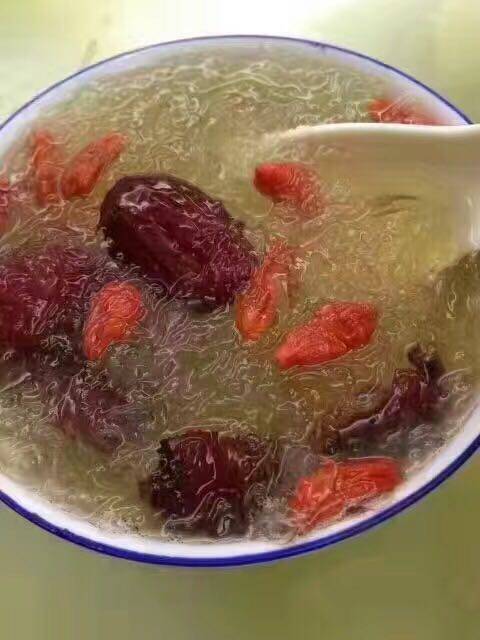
[0,34,476,568]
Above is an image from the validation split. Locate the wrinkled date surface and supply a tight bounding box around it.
[254,162,325,218]
[141,429,278,537]
[0,179,10,233]
[61,133,126,199]
[83,281,145,360]
[290,456,401,533]
[236,240,296,341]
[0,244,116,349]
[276,302,378,369]
[99,174,257,307]
[24,353,142,452]
[322,344,448,455]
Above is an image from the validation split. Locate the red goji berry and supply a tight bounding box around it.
[254,162,325,218]
[31,130,65,206]
[368,98,440,125]
[335,457,402,505]
[275,302,377,369]
[290,456,401,533]
[83,281,145,360]
[236,240,296,341]
[61,132,126,199]
[316,302,378,349]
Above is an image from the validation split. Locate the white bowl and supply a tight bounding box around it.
[0,35,477,568]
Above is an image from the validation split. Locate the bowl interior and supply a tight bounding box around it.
[0,35,476,567]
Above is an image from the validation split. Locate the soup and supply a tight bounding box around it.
[0,41,476,543]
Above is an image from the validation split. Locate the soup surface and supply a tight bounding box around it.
[0,41,476,542]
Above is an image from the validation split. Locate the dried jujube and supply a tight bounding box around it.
[0,244,116,349]
[99,174,257,308]
[320,343,448,455]
[0,179,10,233]
[23,352,142,452]
[141,428,278,537]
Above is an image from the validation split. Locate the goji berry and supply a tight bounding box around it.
[31,130,65,206]
[61,132,126,199]
[236,240,296,341]
[254,162,325,218]
[275,302,378,369]
[368,97,440,125]
[83,281,145,360]
[290,456,401,533]
[336,457,402,505]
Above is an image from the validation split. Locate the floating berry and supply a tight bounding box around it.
[368,98,440,125]
[31,130,65,206]
[275,302,378,369]
[61,132,126,199]
[83,281,145,360]
[290,456,401,533]
[254,162,325,218]
[236,240,296,341]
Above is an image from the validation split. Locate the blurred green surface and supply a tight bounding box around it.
[0,1,479,638]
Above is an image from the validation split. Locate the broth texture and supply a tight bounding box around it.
[0,42,476,542]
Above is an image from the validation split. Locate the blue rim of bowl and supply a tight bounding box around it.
[0,34,476,568]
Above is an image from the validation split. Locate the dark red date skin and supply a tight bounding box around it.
[141,429,278,537]
[1,348,142,453]
[319,343,448,455]
[0,244,117,350]
[99,175,257,308]
[37,362,141,452]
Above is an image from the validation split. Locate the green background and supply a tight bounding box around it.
[0,1,479,638]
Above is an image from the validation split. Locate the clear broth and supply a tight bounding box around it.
[0,41,477,541]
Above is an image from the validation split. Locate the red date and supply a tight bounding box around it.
[25,353,142,452]
[336,343,447,452]
[141,428,278,537]
[0,244,115,349]
[100,174,257,308]
[0,179,10,233]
